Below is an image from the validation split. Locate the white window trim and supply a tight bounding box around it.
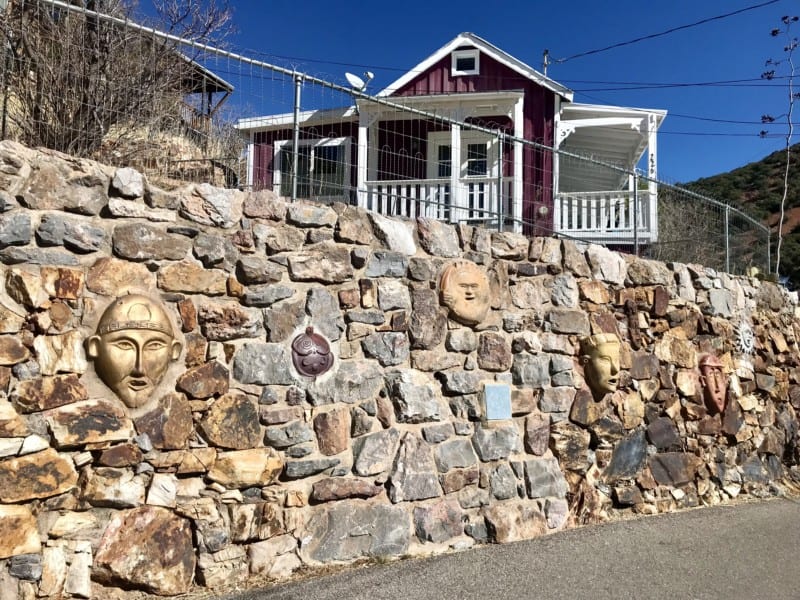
[427,131,497,179]
[272,137,351,194]
[451,49,480,76]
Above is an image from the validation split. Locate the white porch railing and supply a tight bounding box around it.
[365,178,513,225]
[554,190,658,244]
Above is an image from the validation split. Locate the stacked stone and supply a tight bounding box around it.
[0,139,798,598]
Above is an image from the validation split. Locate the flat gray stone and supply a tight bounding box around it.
[283,457,340,479]
[413,499,463,543]
[512,354,551,387]
[386,369,441,423]
[180,183,243,228]
[603,429,647,483]
[1,247,79,266]
[353,428,401,476]
[233,343,294,386]
[471,423,519,461]
[440,370,484,395]
[365,251,408,277]
[524,457,568,499]
[434,439,478,472]
[307,360,384,406]
[302,502,409,562]
[416,217,460,257]
[287,203,337,228]
[377,279,412,311]
[112,223,190,261]
[288,244,353,283]
[37,214,106,253]
[489,463,518,500]
[408,288,447,350]
[369,213,416,256]
[422,423,454,444]
[193,233,237,269]
[0,212,30,247]
[362,332,410,367]
[111,167,145,198]
[586,244,627,285]
[264,421,314,449]
[241,284,295,307]
[388,433,442,503]
[548,309,590,336]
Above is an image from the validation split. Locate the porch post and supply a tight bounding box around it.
[356,104,369,210]
[450,119,461,223]
[646,113,658,241]
[246,132,254,192]
[513,97,524,233]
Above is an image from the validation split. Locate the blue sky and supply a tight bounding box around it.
[148,0,798,183]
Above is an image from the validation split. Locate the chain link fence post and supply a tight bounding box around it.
[633,171,639,257]
[497,130,504,232]
[724,204,730,274]
[291,72,302,203]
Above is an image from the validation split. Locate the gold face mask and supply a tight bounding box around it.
[87,295,182,409]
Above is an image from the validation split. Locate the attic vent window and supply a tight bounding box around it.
[452,49,479,76]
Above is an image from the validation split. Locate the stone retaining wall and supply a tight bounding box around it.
[0,140,798,598]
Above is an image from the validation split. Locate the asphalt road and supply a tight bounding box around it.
[224,497,800,600]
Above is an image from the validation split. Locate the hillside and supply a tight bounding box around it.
[684,142,800,287]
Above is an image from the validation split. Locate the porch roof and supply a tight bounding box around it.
[557,103,667,192]
[358,90,524,121]
[235,105,357,133]
[236,90,524,134]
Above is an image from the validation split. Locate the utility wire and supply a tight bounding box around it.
[562,76,792,85]
[554,0,781,63]
[574,82,790,91]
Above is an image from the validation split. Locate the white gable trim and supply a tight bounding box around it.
[378,32,573,101]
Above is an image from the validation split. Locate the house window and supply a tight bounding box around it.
[275,138,349,200]
[437,145,452,178]
[451,49,480,76]
[427,132,496,181]
[466,143,488,176]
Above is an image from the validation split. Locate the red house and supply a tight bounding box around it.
[236,33,666,244]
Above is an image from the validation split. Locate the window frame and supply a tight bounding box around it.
[273,137,351,200]
[451,49,480,77]
[427,131,497,180]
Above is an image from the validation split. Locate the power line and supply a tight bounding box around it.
[574,82,790,92]
[658,130,788,137]
[668,113,795,125]
[562,76,792,86]
[554,0,781,63]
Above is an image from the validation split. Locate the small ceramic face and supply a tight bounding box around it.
[580,334,621,400]
[440,261,491,326]
[87,295,182,409]
[699,355,728,414]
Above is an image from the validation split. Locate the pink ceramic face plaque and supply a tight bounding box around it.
[699,354,728,414]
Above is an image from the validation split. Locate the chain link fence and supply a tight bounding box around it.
[0,0,771,276]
